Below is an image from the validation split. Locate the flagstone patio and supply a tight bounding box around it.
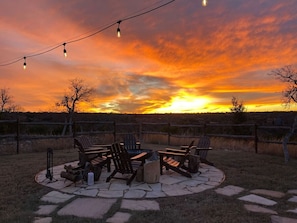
[35,160,225,199]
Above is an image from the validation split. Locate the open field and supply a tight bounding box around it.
[1,143,297,222]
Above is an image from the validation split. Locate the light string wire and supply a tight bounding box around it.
[0,0,175,67]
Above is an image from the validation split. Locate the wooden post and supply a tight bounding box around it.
[72,121,76,138]
[203,123,207,136]
[16,118,20,154]
[254,124,258,153]
[113,121,116,142]
[139,122,142,142]
[167,122,171,145]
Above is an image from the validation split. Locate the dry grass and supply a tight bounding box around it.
[1,143,297,222]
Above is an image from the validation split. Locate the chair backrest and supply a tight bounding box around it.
[75,135,93,149]
[123,134,137,150]
[197,136,210,148]
[74,137,85,153]
[110,143,134,174]
[197,136,210,159]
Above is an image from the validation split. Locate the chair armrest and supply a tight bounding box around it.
[196,147,212,151]
[84,149,110,155]
[165,148,187,154]
[90,144,111,148]
[166,146,196,153]
[84,144,111,151]
[158,150,188,157]
[84,147,105,152]
[131,152,147,161]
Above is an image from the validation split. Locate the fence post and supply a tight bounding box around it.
[113,121,116,142]
[254,124,258,153]
[203,123,207,136]
[72,121,76,138]
[139,122,142,142]
[16,118,20,154]
[167,122,171,145]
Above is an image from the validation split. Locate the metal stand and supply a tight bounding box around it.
[46,148,53,181]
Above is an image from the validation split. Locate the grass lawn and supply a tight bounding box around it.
[1,144,297,222]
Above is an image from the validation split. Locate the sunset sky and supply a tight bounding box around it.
[1,0,297,113]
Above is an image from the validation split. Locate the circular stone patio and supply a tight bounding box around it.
[35,161,225,199]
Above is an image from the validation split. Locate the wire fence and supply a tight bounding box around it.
[0,119,296,154]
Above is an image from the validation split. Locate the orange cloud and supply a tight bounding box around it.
[1,1,297,113]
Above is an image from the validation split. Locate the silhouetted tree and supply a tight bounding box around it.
[269,65,297,163]
[56,78,94,134]
[230,96,247,124]
[0,88,22,114]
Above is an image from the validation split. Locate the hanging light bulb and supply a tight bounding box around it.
[23,57,27,70]
[63,43,67,57]
[202,0,208,6]
[117,20,121,38]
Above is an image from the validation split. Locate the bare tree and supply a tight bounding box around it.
[269,65,297,105]
[1,88,11,112]
[268,65,297,163]
[0,88,21,113]
[56,78,94,134]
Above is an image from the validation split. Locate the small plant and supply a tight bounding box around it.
[230,96,247,124]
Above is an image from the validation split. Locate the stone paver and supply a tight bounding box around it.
[238,194,277,206]
[40,191,75,204]
[250,189,285,198]
[287,208,297,214]
[145,190,167,198]
[74,188,98,197]
[124,189,146,199]
[106,212,131,223]
[244,204,277,214]
[288,196,297,203]
[188,184,214,193]
[121,199,160,211]
[162,183,193,196]
[33,217,52,223]
[288,190,297,195]
[98,190,124,198]
[215,185,244,196]
[57,198,117,219]
[271,215,297,223]
[35,205,58,215]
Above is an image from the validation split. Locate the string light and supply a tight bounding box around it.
[63,43,67,57]
[202,0,208,7]
[23,57,26,70]
[0,0,189,69]
[117,20,121,38]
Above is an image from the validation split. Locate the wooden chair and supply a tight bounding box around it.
[158,142,199,178]
[106,142,148,185]
[122,134,151,156]
[75,135,109,152]
[121,134,141,156]
[196,136,213,166]
[74,138,111,172]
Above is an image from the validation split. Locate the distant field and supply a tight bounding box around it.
[1,111,296,159]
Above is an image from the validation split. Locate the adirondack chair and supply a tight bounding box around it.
[122,134,141,156]
[75,135,108,152]
[158,141,199,178]
[106,142,148,185]
[196,136,213,166]
[74,138,111,172]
